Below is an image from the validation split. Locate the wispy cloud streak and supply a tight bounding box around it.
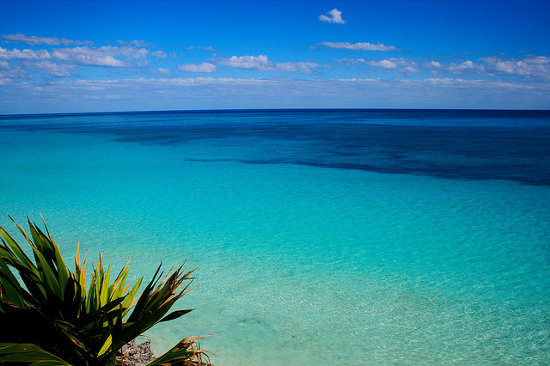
[221,55,321,73]
[179,62,217,73]
[319,41,399,51]
[1,33,92,46]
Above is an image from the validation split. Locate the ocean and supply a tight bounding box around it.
[1,109,549,365]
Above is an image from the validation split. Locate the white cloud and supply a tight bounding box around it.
[223,55,271,69]
[318,9,346,24]
[221,55,321,73]
[0,61,27,82]
[51,47,127,67]
[35,61,74,76]
[448,60,486,74]
[0,47,51,60]
[481,56,550,80]
[367,59,397,69]
[3,76,549,113]
[179,62,217,73]
[50,46,151,67]
[0,43,167,80]
[455,60,475,70]
[185,46,216,51]
[1,33,92,46]
[274,62,320,73]
[494,60,515,74]
[151,50,167,58]
[337,55,550,81]
[117,40,155,47]
[335,58,366,65]
[319,41,399,52]
[337,57,419,73]
[426,61,441,68]
[404,66,420,73]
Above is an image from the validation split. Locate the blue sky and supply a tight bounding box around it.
[1,0,549,113]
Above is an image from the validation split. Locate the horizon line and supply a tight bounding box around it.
[2,107,550,118]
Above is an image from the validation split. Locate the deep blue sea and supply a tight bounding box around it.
[1,109,549,365]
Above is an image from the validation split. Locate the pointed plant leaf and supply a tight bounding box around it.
[0,227,36,270]
[145,337,208,366]
[0,343,71,365]
[159,309,193,323]
[97,335,112,357]
[0,260,25,307]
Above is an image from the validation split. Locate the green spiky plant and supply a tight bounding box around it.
[0,216,209,365]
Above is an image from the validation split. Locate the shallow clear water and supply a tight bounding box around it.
[1,110,549,365]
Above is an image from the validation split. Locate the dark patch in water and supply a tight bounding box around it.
[186,158,235,163]
[2,110,550,186]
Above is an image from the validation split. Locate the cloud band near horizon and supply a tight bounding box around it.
[0,32,549,113]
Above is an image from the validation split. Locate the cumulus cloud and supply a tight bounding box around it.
[340,55,550,80]
[275,62,321,73]
[336,55,550,81]
[319,41,399,51]
[223,55,271,69]
[1,45,154,68]
[179,62,217,73]
[221,55,321,73]
[337,57,419,73]
[51,47,125,67]
[367,59,397,69]
[1,33,92,46]
[339,55,550,81]
[318,9,346,24]
[449,60,484,72]
[51,46,152,67]
[34,61,74,76]
[426,61,441,68]
[0,43,166,81]
[374,58,419,73]
[0,47,51,60]
[480,55,550,80]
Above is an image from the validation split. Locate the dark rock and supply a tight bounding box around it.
[118,339,155,366]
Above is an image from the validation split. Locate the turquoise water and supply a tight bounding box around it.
[1,110,549,364]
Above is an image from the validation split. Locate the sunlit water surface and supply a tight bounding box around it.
[1,110,549,365]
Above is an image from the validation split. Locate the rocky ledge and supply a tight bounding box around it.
[119,339,155,366]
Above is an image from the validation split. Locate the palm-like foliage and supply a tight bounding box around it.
[0,216,208,365]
